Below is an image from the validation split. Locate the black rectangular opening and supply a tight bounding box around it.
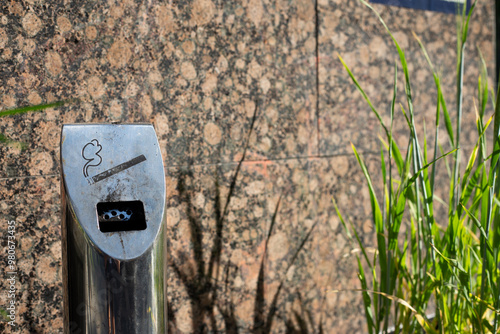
[97,201,147,233]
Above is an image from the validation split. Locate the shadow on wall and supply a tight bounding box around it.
[167,105,325,334]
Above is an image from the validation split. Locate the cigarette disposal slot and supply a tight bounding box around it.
[97,200,147,233]
[61,124,166,333]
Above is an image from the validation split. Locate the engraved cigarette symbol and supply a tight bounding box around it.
[82,139,102,178]
[88,155,147,185]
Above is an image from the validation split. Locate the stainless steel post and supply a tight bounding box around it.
[60,124,166,334]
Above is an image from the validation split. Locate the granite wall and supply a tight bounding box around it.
[0,0,494,333]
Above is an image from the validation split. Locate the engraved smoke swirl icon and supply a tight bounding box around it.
[82,139,102,178]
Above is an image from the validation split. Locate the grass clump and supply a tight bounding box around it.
[335,0,500,333]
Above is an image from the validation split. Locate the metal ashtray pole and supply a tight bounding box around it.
[60,124,167,334]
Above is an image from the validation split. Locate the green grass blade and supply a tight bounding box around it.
[413,32,454,146]
[358,0,415,122]
[357,258,375,334]
[459,151,482,215]
[381,143,387,188]
[352,143,387,277]
[405,148,458,190]
[379,135,405,176]
[463,206,493,254]
[0,99,74,117]
[478,48,489,119]
[333,198,373,268]
[452,0,476,215]
[338,54,389,136]
[388,186,406,252]
[441,94,455,148]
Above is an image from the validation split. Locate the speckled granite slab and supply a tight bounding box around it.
[0,175,63,333]
[0,157,372,333]
[0,0,318,176]
[165,157,370,333]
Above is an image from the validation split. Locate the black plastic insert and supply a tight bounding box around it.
[97,201,147,233]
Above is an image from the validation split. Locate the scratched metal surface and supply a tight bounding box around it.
[61,124,165,260]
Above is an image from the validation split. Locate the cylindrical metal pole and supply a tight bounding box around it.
[60,124,167,334]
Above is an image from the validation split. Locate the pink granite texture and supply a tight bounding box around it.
[0,0,494,332]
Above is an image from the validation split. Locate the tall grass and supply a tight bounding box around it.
[335,0,500,332]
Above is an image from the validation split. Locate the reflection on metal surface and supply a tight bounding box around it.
[61,124,167,334]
